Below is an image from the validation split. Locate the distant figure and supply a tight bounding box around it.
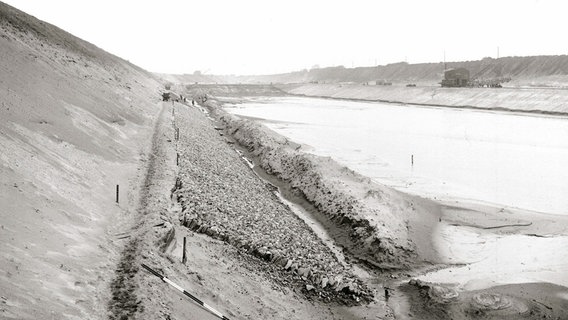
[411,154,414,166]
[385,287,392,301]
[192,99,195,106]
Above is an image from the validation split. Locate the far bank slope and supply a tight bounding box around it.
[278,83,568,115]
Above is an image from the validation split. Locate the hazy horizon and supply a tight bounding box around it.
[4,0,566,75]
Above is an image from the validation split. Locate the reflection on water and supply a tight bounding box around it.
[225,96,568,215]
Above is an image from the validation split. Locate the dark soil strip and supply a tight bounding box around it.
[108,239,143,320]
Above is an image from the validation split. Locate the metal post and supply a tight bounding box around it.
[116,184,119,203]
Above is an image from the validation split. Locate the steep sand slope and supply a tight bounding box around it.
[279,83,568,115]
[1,5,394,319]
[0,3,162,318]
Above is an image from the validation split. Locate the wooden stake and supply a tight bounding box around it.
[182,236,187,264]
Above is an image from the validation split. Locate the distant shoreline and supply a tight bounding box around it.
[276,83,568,117]
[285,90,568,118]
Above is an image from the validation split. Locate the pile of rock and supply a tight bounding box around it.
[173,103,371,302]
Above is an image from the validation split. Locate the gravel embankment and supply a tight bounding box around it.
[173,102,370,302]
[198,98,431,271]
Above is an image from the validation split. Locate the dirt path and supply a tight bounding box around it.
[107,100,179,319]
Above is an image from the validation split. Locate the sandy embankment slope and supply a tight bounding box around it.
[279,83,568,115]
[0,3,163,318]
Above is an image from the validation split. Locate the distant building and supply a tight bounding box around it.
[441,68,470,87]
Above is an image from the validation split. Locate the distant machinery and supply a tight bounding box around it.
[364,80,392,85]
[375,79,392,86]
[469,77,511,88]
[469,62,511,88]
[441,68,470,87]
[441,64,511,88]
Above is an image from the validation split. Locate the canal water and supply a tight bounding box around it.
[224,96,568,215]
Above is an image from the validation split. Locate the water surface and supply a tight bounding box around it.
[225,96,568,215]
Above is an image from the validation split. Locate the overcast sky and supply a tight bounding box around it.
[4,0,566,75]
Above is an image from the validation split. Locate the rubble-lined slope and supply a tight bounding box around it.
[174,102,372,302]
[201,97,441,270]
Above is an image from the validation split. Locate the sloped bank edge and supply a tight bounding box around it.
[276,84,568,117]
[200,98,419,270]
